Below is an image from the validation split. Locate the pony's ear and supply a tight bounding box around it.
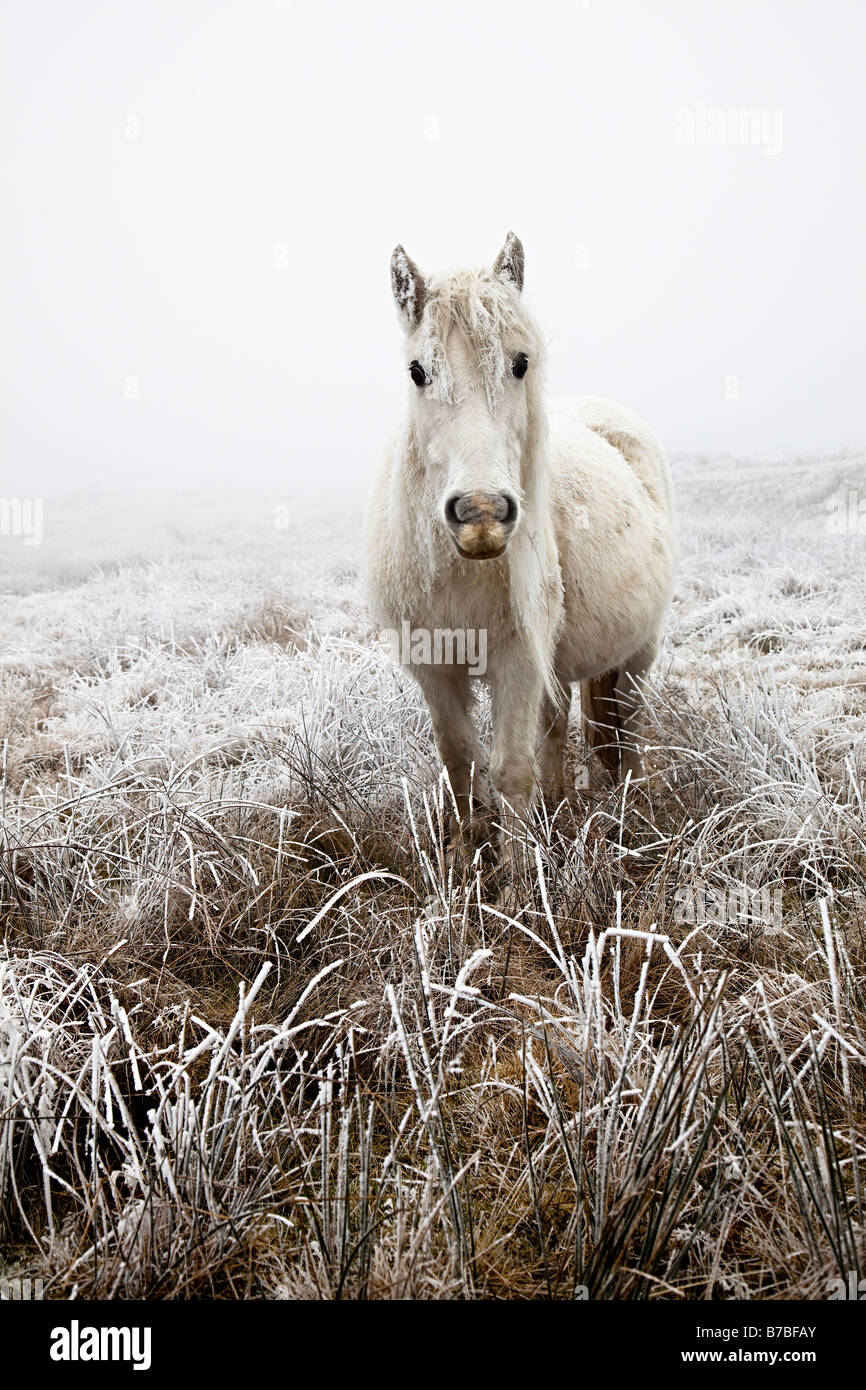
[390,245,427,331]
[493,231,525,292]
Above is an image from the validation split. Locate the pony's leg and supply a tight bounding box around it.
[581,669,621,787]
[415,665,491,850]
[537,684,572,807]
[489,656,544,889]
[581,639,656,786]
[614,638,657,781]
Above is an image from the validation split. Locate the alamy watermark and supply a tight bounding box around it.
[0,1276,43,1299]
[675,883,783,936]
[0,497,44,545]
[826,1271,866,1299]
[386,622,487,677]
[675,103,783,157]
[826,489,866,535]
[50,1320,151,1371]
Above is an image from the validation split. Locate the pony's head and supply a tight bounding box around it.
[389,233,545,562]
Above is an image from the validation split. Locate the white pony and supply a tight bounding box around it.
[365,233,676,858]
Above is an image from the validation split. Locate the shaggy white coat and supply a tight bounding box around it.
[365,236,676,843]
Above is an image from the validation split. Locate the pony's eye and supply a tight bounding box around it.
[512,352,529,380]
[409,360,430,388]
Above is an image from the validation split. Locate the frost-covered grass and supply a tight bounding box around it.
[1,452,865,1299]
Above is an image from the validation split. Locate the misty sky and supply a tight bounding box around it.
[2,0,865,496]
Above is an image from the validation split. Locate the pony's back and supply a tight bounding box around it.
[549,394,675,521]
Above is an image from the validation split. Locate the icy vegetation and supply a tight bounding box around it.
[0,450,864,1299]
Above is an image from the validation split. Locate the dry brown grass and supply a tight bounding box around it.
[1,676,865,1299]
[1,465,865,1298]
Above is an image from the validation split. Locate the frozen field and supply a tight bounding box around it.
[1,449,865,1298]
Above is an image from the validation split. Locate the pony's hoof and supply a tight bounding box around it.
[488,880,527,922]
[445,819,496,876]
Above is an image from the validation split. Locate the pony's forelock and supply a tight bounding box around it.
[414,269,545,409]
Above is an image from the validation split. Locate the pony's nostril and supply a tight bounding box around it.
[445,492,518,528]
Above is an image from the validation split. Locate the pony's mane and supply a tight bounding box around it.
[415,268,546,407]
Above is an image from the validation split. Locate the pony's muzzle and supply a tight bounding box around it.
[443,490,518,560]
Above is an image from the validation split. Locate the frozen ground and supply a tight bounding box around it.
[3,451,864,781]
[0,449,865,1298]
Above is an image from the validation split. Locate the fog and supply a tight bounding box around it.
[2,0,864,496]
